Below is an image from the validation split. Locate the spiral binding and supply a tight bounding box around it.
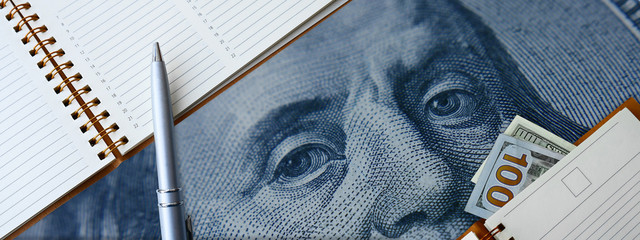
[480,223,514,240]
[38,48,64,68]
[5,0,127,160]
[13,13,36,32]
[30,36,55,56]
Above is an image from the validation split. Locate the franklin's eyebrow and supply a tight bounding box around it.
[251,98,332,135]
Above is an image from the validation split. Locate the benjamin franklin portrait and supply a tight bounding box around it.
[23,0,640,239]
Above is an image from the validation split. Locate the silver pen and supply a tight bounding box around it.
[151,42,188,240]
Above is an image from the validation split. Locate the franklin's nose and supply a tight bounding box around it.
[343,85,454,238]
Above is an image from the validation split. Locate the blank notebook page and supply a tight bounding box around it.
[43,0,334,151]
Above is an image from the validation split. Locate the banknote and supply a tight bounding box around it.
[471,116,576,183]
[465,134,565,219]
[22,0,640,239]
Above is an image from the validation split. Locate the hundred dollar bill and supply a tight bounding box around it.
[465,134,566,219]
[471,116,576,183]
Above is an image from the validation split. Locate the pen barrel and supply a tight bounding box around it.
[151,60,187,240]
[151,61,180,190]
[157,189,187,240]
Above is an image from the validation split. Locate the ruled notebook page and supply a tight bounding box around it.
[32,0,335,152]
[0,40,107,238]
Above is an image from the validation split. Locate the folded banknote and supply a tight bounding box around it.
[471,116,576,183]
[465,134,565,219]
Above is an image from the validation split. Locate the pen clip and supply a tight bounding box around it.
[186,214,193,240]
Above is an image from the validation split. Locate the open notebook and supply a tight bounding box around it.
[0,0,349,238]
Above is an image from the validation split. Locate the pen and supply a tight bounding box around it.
[151,42,188,240]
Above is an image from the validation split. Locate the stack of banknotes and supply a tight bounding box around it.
[465,116,576,219]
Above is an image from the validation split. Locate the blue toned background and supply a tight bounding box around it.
[21,0,640,239]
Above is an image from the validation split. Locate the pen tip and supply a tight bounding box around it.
[152,42,163,62]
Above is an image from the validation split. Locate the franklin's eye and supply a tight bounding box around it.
[424,90,476,122]
[272,143,344,185]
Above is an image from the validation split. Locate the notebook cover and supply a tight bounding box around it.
[8,1,351,239]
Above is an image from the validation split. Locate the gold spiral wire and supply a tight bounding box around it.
[71,97,100,120]
[13,13,37,31]
[38,48,64,68]
[5,2,29,20]
[89,123,119,147]
[54,73,82,93]
[98,137,129,160]
[80,110,109,133]
[62,85,91,106]
[30,36,55,56]
[45,60,73,80]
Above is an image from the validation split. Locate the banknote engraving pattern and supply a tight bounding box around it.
[20,0,640,239]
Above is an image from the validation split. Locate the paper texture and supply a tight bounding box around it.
[486,108,640,240]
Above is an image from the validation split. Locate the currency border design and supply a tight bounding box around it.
[514,126,571,155]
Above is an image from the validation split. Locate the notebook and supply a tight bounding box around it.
[457,98,640,240]
[0,0,350,238]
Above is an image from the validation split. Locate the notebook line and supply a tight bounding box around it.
[200,0,215,10]
[0,75,26,100]
[223,0,269,36]
[0,103,46,136]
[208,0,232,16]
[606,193,640,239]
[164,33,199,65]
[92,2,170,60]
[562,167,640,239]
[124,47,214,107]
[241,0,315,56]
[0,82,34,109]
[169,52,215,85]
[68,1,108,27]
[237,0,304,53]
[0,121,59,167]
[69,0,122,33]
[0,52,12,61]
[229,1,286,43]
[0,115,56,153]
[122,38,204,105]
[100,14,182,69]
[138,108,152,121]
[131,97,149,113]
[0,62,17,74]
[59,0,79,14]
[170,59,220,95]
[112,31,195,90]
[74,0,133,36]
[0,137,70,195]
[173,66,227,105]
[0,68,23,84]
[620,206,640,239]
[217,0,259,29]
[587,170,640,239]
[167,45,208,77]
[0,159,86,226]
[82,0,155,46]
[0,95,40,126]
[62,1,86,20]
[211,0,244,23]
